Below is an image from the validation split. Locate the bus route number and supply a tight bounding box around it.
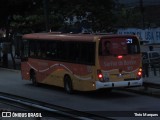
[126,39,133,44]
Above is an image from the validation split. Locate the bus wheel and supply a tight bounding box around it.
[64,75,73,94]
[30,72,38,86]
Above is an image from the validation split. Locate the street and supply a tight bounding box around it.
[0,68,160,119]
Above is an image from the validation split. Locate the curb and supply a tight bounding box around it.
[143,82,160,89]
[122,86,160,98]
[0,68,20,73]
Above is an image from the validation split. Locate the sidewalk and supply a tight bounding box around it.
[126,70,160,97]
[0,53,21,70]
[143,68,160,84]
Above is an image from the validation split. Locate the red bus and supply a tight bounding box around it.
[21,33,143,93]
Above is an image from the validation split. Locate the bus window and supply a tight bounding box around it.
[22,40,29,58]
[100,39,127,56]
[112,40,127,55]
[39,42,44,58]
[78,42,95,65]
[99,37,140,56]
[102,41,111,55]
[29,41,37,57]
[46,41,58,59]
[127,38,140,54]
[21,39,29,61]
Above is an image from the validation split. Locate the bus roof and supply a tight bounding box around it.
[22,32,138,42]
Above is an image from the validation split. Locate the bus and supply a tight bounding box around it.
[21,32,143,93]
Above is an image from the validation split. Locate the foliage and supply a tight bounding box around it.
[49,0,117,32]
[0,0,117,33]
[114,5,142,28]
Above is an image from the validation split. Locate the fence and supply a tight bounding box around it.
[143,58,160,77]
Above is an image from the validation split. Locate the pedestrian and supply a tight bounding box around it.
[142,59,149,77]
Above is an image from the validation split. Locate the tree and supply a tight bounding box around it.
[0,0,117,68]
[0,0,117,33]
[0,0,39,68]
[49,0,116,32]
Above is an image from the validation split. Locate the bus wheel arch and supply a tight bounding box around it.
[64,74,73,94]
[30,69,38,86]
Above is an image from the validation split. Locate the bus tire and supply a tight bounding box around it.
[30,70,38,86]
[64,75,73,94]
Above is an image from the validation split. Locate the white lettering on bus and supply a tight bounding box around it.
[104,60,136,67]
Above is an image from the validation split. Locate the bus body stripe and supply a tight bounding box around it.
[27,62,92,80]
[27,62,38,71]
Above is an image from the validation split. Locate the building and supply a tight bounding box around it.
[117,0,160,44]
[118,0,160,7]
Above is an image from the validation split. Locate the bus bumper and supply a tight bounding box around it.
[95,78,143,90]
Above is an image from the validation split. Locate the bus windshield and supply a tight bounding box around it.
[99,37,140,56]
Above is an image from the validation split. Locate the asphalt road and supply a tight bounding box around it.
[0,69,160,119]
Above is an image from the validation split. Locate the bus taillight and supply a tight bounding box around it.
[98,74,103,79]
[139,68,142,72]
[137,68,142,78]
[97,70,103,81]
[138,71,142,76]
